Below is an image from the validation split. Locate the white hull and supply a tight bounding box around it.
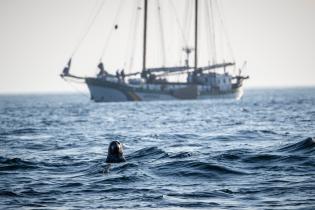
[87,85,128,102]
[86,82,243,102]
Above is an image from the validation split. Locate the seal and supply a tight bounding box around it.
[106,141,126,163]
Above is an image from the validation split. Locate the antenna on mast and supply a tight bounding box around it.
[182,47,193,67]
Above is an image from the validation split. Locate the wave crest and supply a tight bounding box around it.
[0,157,38,171]
[279,137,315,153]
[128,147,168,160]
[153,160,246,178]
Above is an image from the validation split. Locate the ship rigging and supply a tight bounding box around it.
[61,0,249,102]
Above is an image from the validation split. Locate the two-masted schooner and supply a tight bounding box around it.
[61,0,249,102]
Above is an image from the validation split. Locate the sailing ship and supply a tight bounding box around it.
[61,0,249,102]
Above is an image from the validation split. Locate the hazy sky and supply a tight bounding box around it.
[0,0,315,93]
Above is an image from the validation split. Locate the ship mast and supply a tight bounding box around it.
[194,0,198,71]
[141,0,198,77]
[142,0,148,75]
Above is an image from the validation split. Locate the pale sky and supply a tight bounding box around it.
[0,0,315,93]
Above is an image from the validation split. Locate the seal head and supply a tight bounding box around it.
[106,141,126,163]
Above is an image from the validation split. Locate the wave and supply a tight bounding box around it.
[0,190,19,197]
[0,157,38,171]
[166,190,232,199]
[169,152,192,159]
[127,146,168,160]
[237,129,278,137]
[98,173,141,184]
[163,200,220,208]
[147,133,200,142]
[242,154,282,163]
[153,160,246,178]
[0,156,86,173]
[110,162,139,173]
[279,137,315,153]
[128,147,195,161]
[0,128,42,136]
[216,153,242,161]
[59,182,83,188]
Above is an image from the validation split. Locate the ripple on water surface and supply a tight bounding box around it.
[0,89,315,209]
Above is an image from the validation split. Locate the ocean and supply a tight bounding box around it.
[1,88,314,209]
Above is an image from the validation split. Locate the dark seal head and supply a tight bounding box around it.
[106,141,126,163]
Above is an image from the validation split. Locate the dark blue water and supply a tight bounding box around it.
[1,88,315,209]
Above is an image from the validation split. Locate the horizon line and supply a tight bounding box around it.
[0,85,315,95]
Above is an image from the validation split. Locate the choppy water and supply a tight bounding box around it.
[1,88,315,209]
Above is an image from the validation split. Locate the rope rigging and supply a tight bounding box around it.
[99,0,124,63]
[62,0,107,78]
[169,0,189,48]
[71,0,107,58]
[204,0,211,65]
[124,0,142,74]
[209,0,217,65]
[62,0,237,81]
[157,0,166,67]
[62,77,90,98]
[183,0,193,43]
[214,0,235,63]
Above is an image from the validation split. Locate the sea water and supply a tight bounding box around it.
[0,88,314,209]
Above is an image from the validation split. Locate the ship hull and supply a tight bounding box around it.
[85,78,243,102]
